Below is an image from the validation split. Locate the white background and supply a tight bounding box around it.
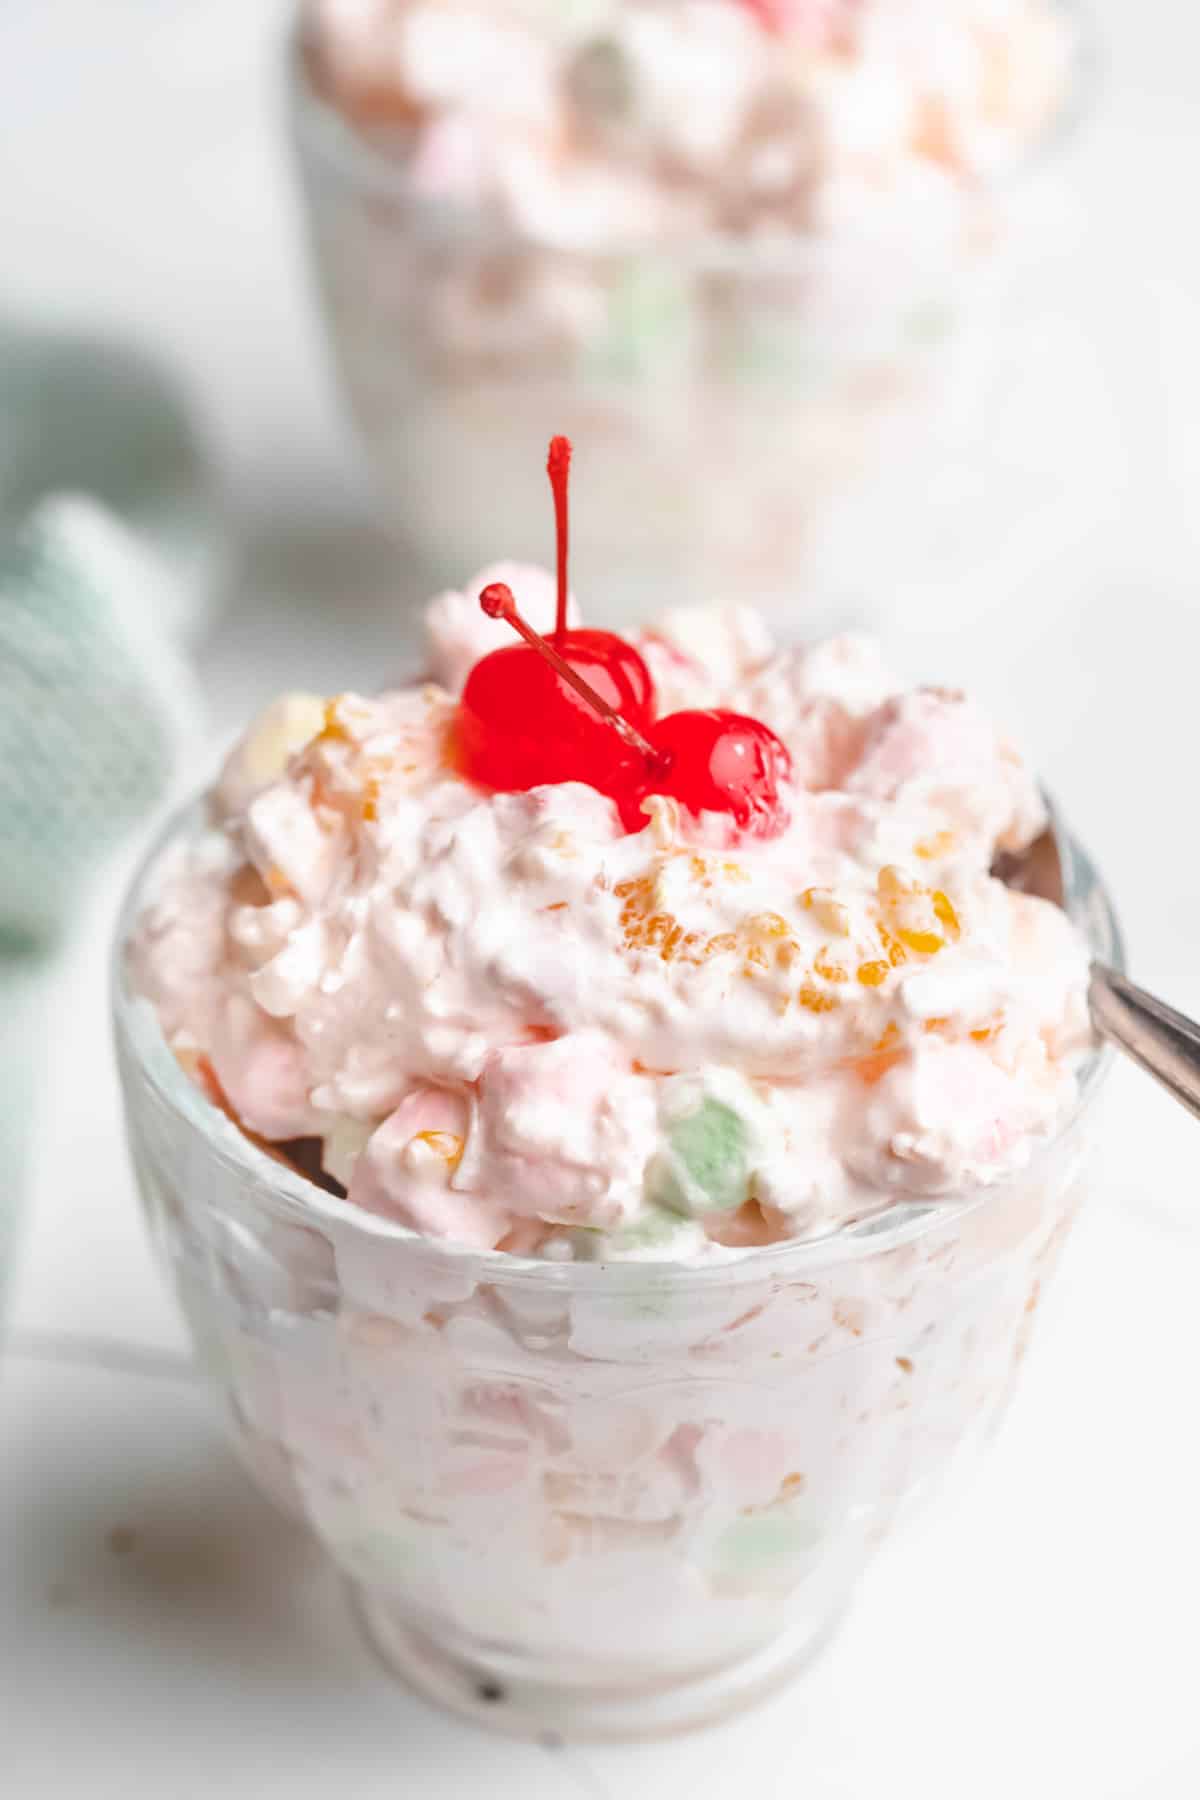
[3,2,1200,1795]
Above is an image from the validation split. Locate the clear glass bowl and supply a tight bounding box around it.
[113,802,1120,1739]
[286,2,1094,630]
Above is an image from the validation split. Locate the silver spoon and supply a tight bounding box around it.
[996,819,1200,1122]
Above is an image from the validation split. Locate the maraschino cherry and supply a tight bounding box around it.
[456,432,792,838]
[457,437,657,794]
[735,0,840,38]
[631,707,793,836]
[466,585,792,838]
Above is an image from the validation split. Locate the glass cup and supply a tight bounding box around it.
[112,802,1120,1739]
[286,1,1094,630]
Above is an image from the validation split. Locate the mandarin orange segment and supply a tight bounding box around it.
[877,924,909,967]
[798,981,838,1014]
[911,93,962,171]
[646,913,674,948]
[813,947,849,983]
[877,865,911,904]
[856,959,890,988]
[413,1130,464,1169]
[661,922,685,961]
[317,697,350,744]
[855,1048,903,1086]
[932,890,960,939]
[896,926,944,955]
[854,1021,904,1084]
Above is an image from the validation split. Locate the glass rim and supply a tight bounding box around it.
[284,0,1099,271]
[112,790,1122,1291]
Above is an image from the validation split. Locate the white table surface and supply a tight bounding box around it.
[4,2,1200,1795]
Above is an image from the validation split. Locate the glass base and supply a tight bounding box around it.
[347,1585,848,1743]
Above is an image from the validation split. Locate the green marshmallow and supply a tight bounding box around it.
[649,1100,750,1218]
[606,1204,699,1254]
[592,262,692,379]
[711,1513,824,1578]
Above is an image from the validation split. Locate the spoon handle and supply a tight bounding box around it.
[1089,964,1200,1122]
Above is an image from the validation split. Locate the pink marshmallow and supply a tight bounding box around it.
[209,999,317,1142]
[476,1034,648,1228]
[350,1086,511,1248]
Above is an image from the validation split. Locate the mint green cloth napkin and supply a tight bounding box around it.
[0,498,202,1318]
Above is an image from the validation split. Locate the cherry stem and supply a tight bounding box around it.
[480,583,667,770]
[547,435,571,641]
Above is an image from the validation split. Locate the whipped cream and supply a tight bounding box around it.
[132,576,1090,1259]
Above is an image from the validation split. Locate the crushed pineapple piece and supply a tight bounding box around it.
[800,887,851,936]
